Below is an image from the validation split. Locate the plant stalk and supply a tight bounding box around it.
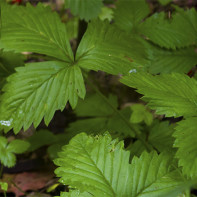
[86,79,152,151]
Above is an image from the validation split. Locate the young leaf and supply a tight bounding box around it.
[114,0,150,33]
[0,3,73,62]
[65,0,103,21]
[0,61,85,133]
[173,117,197,178]
[76,20,148,75]
[121,72,197,117]
[130,104,153,125]
[0,137,30,167]
[54,133,189,197]
[0,182,8,192]
[138,9,197,49]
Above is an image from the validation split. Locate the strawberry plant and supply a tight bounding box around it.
[0,0,197,196]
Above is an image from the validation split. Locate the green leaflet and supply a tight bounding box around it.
[0,50,25,88]
[138,9,197,49]
[76,20,148,74]
[68,93,136,137]
[114,0,150,33]
[65,0,103,21]
[128,120,175,157]
[0,136,30,167]
[0,61,85,133]
[54,133,189,197]
[173,117,197,178]
[130,104,153,126]
[56,191,92,197]
[0,3,73,62]
[148,46,197,74]
[121,72,197,117]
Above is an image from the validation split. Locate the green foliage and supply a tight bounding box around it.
[0,0,197,195]
[114,0,197,74]
[0,50,24,88]
[148,46,197,74]
[114,0,150,33]
[121,72,197,117]
[130,104,153,125]
[0,181,8,192]
[68,93,137,137]
[0,3,74,62]
[0,61,85,133]
[76,20,147,74]
[0,136,30,167]
[158,0,172,5]
[128,120,175,157]
[138,9,197,49]
[55,133,189,196]
[173,117,197,178]
[65,0,103,21]
[57,190,92,197]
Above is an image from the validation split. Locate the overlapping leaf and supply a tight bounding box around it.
[173,118,197,178]
[0,50,25,88]
[65,0,103,21]
[0,61,85,133]
[128,120,175,157]
[68,93,136,137]
[138,9,197,49]
[54,133,189,197]
[148,46,197,74]
[121,72,197,117]
[114,0,150,33]
[0,3,73,62]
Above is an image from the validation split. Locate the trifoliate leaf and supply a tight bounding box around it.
[173,117,197,178]
[0,137,29,167]
[0,61,86,133]
[121,72,197,117]
[130,103,153,125]
[65,0,103,21]
[76,20,148,75]
[114,0,150,33]
[54,133,189,197]
[0,3,73,62]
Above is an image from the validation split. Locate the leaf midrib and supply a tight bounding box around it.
[79,140,117,197]
[3,10,73,62]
